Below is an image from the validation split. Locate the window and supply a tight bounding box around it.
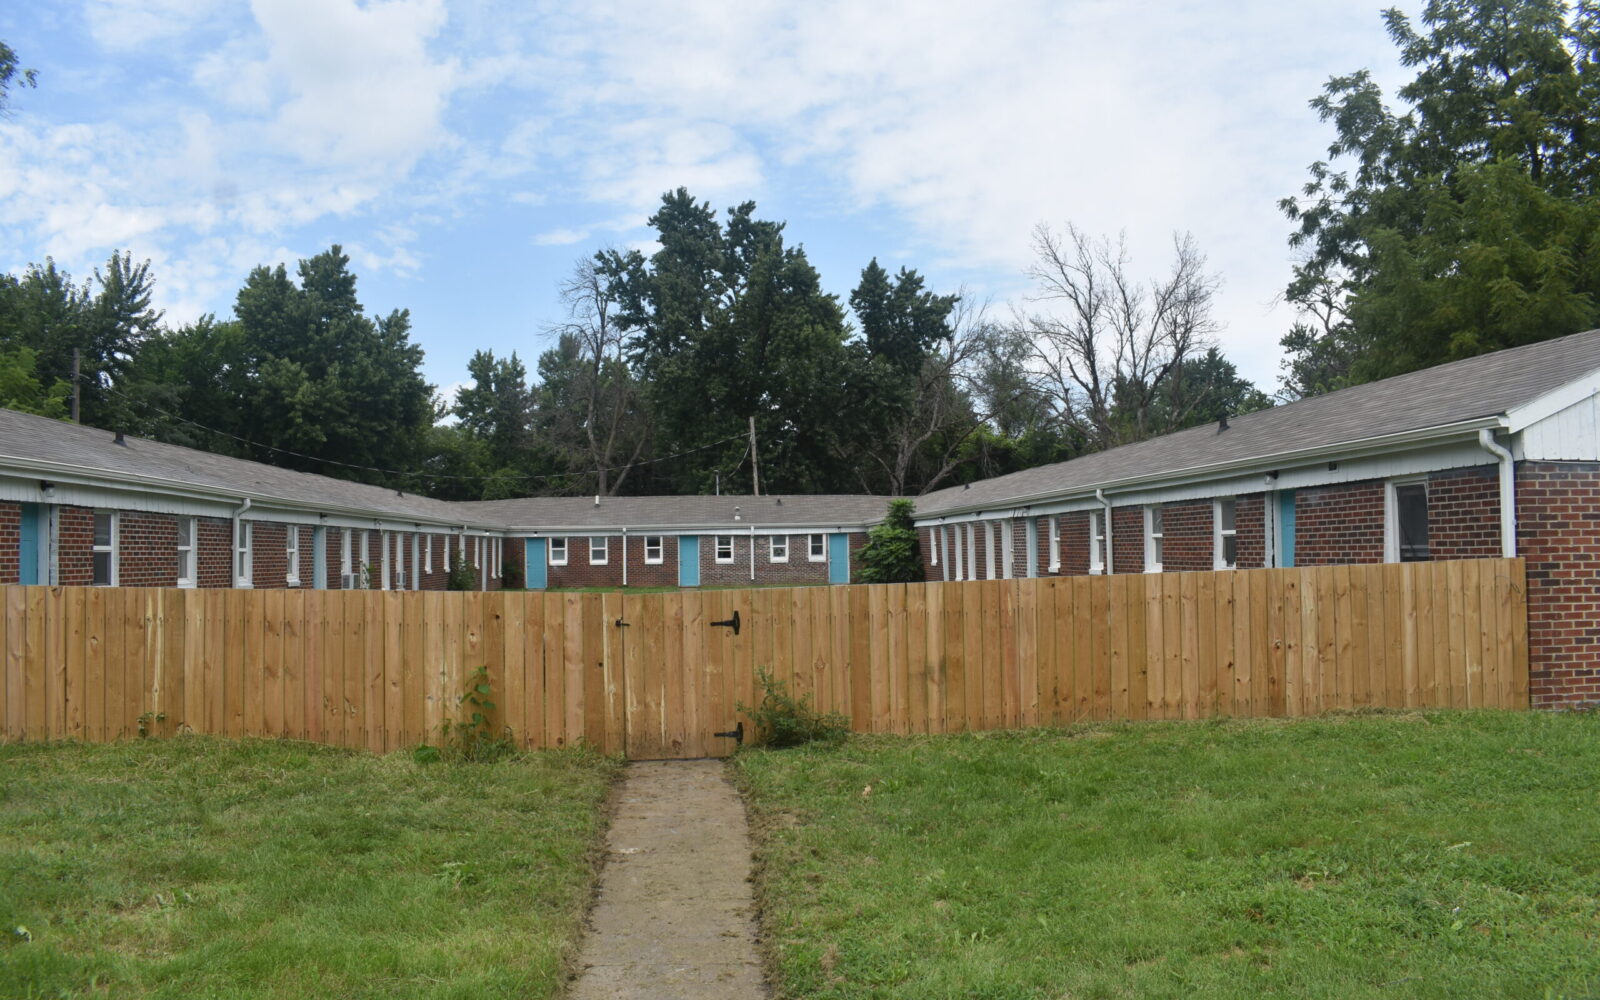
[1388,481,1431,562]
[1214,498,1238,571]
[715,535,735,563]
[1144,506,1163,573]
[770,535,788,563]
[286,527,301,586]
[235,520,254,588]
[92,512,117,587]
[424,533,433,573]
[341,530,353,579]
[1048,517,1061,573]
[550,537,568,565]
[644,536,664,564]
[491,537,500,578]
[176,517,196,588]
[589,536,609,565]
[808,534,825,561]
[394,533,405,588]
[1089,510,1106,575]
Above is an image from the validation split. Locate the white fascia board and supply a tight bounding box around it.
[1505,368,1600,432]
[912,419,1503,526]
[507,524,870,535]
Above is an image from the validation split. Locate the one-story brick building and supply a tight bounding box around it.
[909,327,1600,709]
[6,328,1600,707]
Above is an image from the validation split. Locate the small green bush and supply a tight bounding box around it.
[446,550,478,591]
[857,498,923,583]
[415,665,515,763]
[739,668,850,748]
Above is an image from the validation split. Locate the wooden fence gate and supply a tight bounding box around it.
[1,560,1529,757]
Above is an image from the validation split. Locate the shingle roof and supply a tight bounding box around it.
[917,327,1600,516]
[453,494,893,530]
[0,407,893,529]
[0,407,467,523]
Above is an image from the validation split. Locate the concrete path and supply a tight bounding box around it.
[568,759,767,1000]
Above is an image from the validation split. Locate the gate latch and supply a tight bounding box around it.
[710,610,741,635]
[614,618,629,628]
[713,721,745,746]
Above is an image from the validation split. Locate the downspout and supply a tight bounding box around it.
[232,497,252,586]
[1095,488,1113,575]
[621,529,628,588]
[1478,429,1517,558]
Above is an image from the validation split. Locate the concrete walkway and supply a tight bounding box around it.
[568,760,767,999]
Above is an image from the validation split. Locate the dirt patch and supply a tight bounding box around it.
[566,760,767,999]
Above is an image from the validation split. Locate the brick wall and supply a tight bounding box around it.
[118,512,181,586]
[1293,481,1386,566]
[56,506,95,586]
[1515,461,1600,710]
[1427,465,1502,561]
[1111,506,1145,574]
[700,533,835,587]
[1158,500,1213,572]
[1237,494,1267,569]
[0,502,19,585]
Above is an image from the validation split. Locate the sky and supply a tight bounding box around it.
[0,0,1407,402]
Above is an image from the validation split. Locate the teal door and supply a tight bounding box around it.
[1278,491,1296,568]
[19,503,42,584]
[525,538,547,589]
[678,536,700,587]
[828,533,850,584]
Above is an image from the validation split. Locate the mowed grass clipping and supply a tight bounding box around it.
[735,711,1600,1000]
[0,739,620,999]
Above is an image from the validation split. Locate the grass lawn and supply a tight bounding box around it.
[0,739,620,999]
[735,711,1600,999]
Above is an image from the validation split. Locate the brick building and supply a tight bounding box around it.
[911,327,1600,709]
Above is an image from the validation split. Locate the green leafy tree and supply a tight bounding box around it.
[1280,1,1600,391]
[454,349,534,470]
[0,40,36,112]
[857,499,924,584]
[0,346,69,417]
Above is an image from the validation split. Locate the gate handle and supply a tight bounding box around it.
[710,610,741,635]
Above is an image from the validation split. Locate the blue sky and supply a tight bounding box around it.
[0,1,1404,402]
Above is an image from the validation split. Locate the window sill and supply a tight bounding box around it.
[770,557,789,564]
[644,558,664,565]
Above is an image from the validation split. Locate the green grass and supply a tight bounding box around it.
[734,711,1600,1000]
[0,739,620,999]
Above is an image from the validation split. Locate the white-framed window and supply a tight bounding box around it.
[176,516,196,588]
[644,536,664,564]
[550,537,568,566]
[1214,498,1238,570]
[284,526,301,586]
[1089,510,1106,575]
[715,535,735,563]
[341,530,353,578]
[770,535,788,563]
[424,533,433,574]
[1144,506,1163,573]
[395,533,405,588]
[808,533,825,561]
[1385,479,1431,563]
[490,537,500,578]
[1048,516,1061,573]
[984,522,998,580]
[92,511,117,587]
[589,536,609,565]
[235,520,254,588]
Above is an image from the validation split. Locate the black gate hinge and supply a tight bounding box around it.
[709,610,741,635]
[713,721,744,746]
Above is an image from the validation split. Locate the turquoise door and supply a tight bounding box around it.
[678,536,700,587]
[1278,491,1296,568]
[19,503,42,584]
[525,538,547,589]
[828,533,850,584]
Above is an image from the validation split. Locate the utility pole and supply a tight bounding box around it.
[748,416,760,497]
[71,348,81,424]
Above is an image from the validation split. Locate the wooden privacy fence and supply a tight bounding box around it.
[0,559,1528,758]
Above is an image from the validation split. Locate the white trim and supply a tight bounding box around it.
[644,535,664,564]
[92,510,118,587]
[549,537,568,566]
[965,523,977,580]
[395,532,405,589]
[715,535,735,564]
[286,525,301,587]
[423,532,433,574]
[1144,506,1163,574]
[984,522,998,579]
[1088,510,1106,575]
[1001,520,1015,579]
[589,536,609,565]
[492,537,501,578]
[1213,497,1237,571]
[176,516,196,588]
[769,534,788,563]
[411,533,421,589]
[235,520,254,588]
[1505,367,1600,431]
[340,529,353,577]
[808,533,826,561]
[1047,516,1061,573]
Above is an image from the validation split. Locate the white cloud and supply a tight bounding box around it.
[533,227,588,246]
[84,0,223,50]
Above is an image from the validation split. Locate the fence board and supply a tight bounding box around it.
[0,559,1532,755]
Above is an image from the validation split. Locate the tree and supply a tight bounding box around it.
[857,499,924,583]
[1280,1,1600,389]
[1017,224,1228,450]
[453,350,534,470]
[0,346,69,417]
[536,255,650,495]
[0,40,36,113]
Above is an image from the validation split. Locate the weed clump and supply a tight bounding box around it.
[414,665,515,763]
[740,668,849,748]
